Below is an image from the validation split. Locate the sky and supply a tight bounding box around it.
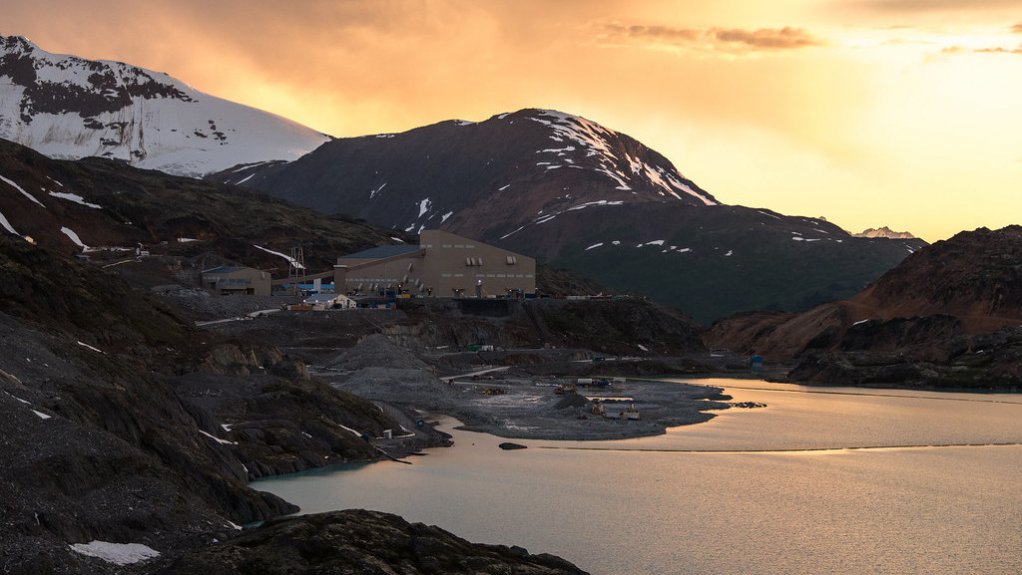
[5,0,1022,242]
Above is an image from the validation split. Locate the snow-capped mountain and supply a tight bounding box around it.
[853,226,917,240]
[218,108,718,240]
[0,35,329,176]
[218,108,927,322]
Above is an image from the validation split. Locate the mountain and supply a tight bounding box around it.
[853,226,916,239]
[0,35,328,176]
[706,226,1022,388]
[0,137,403,273]
[218,108,928,323]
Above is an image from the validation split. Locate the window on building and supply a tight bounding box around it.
[506,256,517,265]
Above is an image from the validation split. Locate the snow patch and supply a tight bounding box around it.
[390,236,405,243]
[724,250,733,256]
[369,182,387,199]
[253,245,305,269]
[0,210,18,235]
[61,227,87,250]
[441,211,454,223]
[69,542,161,566]
[234,173,255,185]
[48,191,101,209]
[852,319,871,326]
[645,240,665,246]
[77,341,103,354]
[498,184,510,191]
[32,410,51,420]
[417,198,432,218]
[176,237,199,243]
[336,423,363,438]
[199,430,237,446]
[585,242,604,251]
[0,174,45,207]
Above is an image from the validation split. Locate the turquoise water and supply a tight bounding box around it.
[256,380,1022,574]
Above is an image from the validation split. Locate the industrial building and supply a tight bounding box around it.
[334,230,535,298]
[201,266,271,296]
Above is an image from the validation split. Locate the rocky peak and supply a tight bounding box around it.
[853,226,916,239]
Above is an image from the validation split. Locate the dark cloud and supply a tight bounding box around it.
[602,24,822,52]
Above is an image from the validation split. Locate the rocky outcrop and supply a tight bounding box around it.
[708,226,1022,389]
[155,510,589,575]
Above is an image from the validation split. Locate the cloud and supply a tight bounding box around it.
[600,24,823,54]
[846,0,1022,12]
[1013,23,1022,33]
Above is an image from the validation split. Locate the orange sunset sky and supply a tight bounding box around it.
[5,0,1022,241]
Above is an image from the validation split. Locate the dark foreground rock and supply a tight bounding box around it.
[156,509,589,575]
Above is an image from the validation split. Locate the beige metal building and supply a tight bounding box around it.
[201,266,272,296]
[334,230,535,298]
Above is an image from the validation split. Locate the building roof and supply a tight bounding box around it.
[202,266,250,274]
[341,245,422,260]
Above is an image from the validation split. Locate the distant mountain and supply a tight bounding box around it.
[0,35,328,176]
[853,226,916,240]
[706,226,1022,388]
[218,108,928,323]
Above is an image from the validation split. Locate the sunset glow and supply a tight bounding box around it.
[5,0,1022,241]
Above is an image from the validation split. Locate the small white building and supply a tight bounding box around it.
[303,293,357,311]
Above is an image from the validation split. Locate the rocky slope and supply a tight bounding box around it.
[155,509,588,574]
[0,137,406,273]
[706,226,1022,388]
[0,226,433,571]
[219,108,926,323]
[0,35,328,176]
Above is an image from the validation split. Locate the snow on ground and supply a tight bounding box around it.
[32,410,51,420]
[369,182,387,199]
[76,341,104,354]
[0,174,45,207]
[499,225,527,240]
[177,237,199,243]
[3,390,31,405]
[253,245,305,269]
[566,200,624,211]
[418,198,432,218]
[390,236,405,243]
[235,173,255,185]
[441,211,453,223]
[645,240,665,246]
[199,429,237,446]
[585,242,604,251]
[48,191,101,209]
[498,184,510,191]
[60,227,88,250]
[725,250,733,256]
[0,210,18,235]
[69,541,161,566]
[336,423,363,438]
[792,237,805,241]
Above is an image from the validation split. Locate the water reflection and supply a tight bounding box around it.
[256,379,1022,575]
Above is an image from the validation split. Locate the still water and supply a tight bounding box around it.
[256,379,1022,574]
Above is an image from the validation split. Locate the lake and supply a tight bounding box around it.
[255,379,1022,574]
